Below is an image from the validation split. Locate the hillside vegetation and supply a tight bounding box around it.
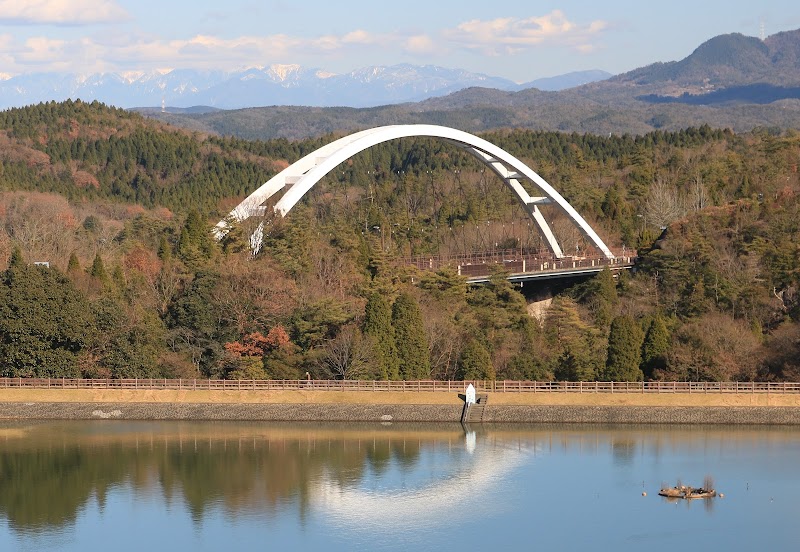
[142,90,800,141]
[0,100,798,382]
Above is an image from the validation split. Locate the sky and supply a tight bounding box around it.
[1,0,799,82]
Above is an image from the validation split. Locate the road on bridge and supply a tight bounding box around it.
[405,248,636,283]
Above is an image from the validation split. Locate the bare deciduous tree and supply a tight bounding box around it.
[426,318,462,380]
[316,325,373,380]
[2,192,75,262]
[689,174,708,212]
[645,178,686,229]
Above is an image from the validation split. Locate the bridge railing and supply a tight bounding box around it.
[403,248,635,279]
[1,378,799,394]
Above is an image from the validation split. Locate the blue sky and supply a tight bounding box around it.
[1,0,799,82]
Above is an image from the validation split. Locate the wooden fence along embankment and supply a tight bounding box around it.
[1,378,800,394]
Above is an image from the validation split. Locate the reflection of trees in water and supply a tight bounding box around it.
[0,424,460,533]
[392,439,422,469]
[366,439,393,476]
[611,438,636,466]
[0,445,135,531]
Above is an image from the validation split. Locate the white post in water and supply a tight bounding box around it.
[465,383,476,405]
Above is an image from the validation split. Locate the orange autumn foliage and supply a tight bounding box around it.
[225,325,291,357]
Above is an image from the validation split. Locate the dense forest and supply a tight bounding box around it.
[0,100,798,381]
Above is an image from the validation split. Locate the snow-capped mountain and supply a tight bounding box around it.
[0,64,610,110]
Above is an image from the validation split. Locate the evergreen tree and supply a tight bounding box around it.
[544,296,604,380]
[167,271,225,376]
[8,247,24,269]
[457,339,494,381]
[90,298,166,378]
[178,210,216,265]
[555,346,597,382]
[157,235,172,262]
[679,280,712,318]
[0,262,92,377]
[595,266,618,304]
[641,316,670,379]
[111,264,126,291]
[603,315,645,381]
[89,253,107,282]
[391,292,430,380]
[362,293,399,380]
[67,252,81,274]
[591,267,618,328]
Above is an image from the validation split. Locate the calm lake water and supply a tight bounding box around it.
[0,421,799,551]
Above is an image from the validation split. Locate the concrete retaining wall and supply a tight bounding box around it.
[0,402,462,422]
[3,402,800,424]
[483,405,800,424]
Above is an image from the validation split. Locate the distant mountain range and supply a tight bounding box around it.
[0,64,611,110]
[6,29,800,139]
[135,28,800,140]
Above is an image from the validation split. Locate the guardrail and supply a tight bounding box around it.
[405,250,635,280]
[1,378,799,394]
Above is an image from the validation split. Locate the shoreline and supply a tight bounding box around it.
[2,389,800,424]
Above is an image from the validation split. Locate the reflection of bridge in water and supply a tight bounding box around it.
[406,248,636,284]
[313,430,534,532]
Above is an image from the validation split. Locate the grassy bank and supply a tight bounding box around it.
[2,388,800,407]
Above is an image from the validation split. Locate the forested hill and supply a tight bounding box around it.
[0,100,798,383]
[0,99,328,214]
[0,99,734,222]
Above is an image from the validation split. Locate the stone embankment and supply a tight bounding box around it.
[2,389,800,424]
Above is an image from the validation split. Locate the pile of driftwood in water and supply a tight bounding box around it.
[658,477,717,499]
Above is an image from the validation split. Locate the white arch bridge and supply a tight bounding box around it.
[215,125,633,278]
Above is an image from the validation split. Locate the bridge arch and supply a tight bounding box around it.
[215,124,614,259]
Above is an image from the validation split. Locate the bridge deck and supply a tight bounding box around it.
[405,249,635,283]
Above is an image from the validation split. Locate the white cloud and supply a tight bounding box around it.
[404,35,437,56]
[0,0,130,25]
[311,34,343,51]
[342,30,377,45]
[0,28,415,75]
[443,10,607,55]
[0,34,14,72]
[0,11,607,77]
